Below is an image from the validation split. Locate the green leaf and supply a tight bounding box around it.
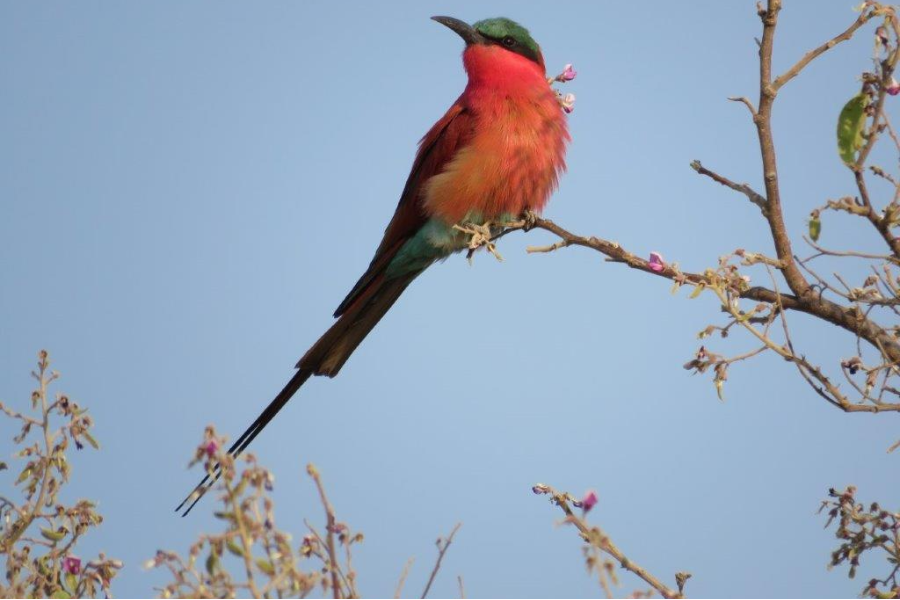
[37,556,52,576]
[50,591,71,599]
[226,539,246,558]
[688,284,706,299]
[715,379,725,401]
[81,431,100,450]
[255,558,275,576]
[64,572,78,594]
[809,216,821,242]
[837,93,869,166]
[41,527,67,542]
[16,466,32,484]
[205,551,219,575]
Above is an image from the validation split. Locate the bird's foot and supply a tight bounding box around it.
[453,222,504,264]
[520,209,538,232]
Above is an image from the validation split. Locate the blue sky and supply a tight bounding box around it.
[2,1,898,597]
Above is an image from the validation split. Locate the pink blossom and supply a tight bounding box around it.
[204,439,218,458]
[648,251,665,272]
[62,555,81,575]
[559,63,577,82]
[887,77,900,96]
[328,522,348,534]
[560,93,576,114]
[581,490,598,513]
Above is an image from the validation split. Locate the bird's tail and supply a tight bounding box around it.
[176,271,419,516]
[297,272,418,377]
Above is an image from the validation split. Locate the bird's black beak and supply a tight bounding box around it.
[431,16,484,46]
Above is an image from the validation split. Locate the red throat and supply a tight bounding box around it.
[462,44,547,92]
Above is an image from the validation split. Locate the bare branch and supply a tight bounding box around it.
[498,215,900,365]
[308,464,343,599]
[755,0,812,299]
[535,485,684,599]
[727,95,758,117]
[394,558,415,599]
[691,160,768,213]
[421,523,462,599]
[802,236,900,266]
[773,5,879,91]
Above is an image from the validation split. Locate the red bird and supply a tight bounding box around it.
[179,16,570,515]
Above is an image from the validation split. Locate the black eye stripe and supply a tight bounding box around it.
[479,32,542,65]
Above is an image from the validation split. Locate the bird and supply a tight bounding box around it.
[177,15,570,515]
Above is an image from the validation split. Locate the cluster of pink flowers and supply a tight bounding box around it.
[551,63,577,113]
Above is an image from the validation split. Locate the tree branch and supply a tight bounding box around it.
[755,0,812,299]
[501,215,900,365]
[773,5,879,91]
[421,523,461,599]
[535,485,684,599]
[690,160,768,213]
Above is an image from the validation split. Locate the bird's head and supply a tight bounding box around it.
[431,16,546,79]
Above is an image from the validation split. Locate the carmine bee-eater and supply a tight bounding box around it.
[178,16,570,515]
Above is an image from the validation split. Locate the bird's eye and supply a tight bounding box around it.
[502,36,516,47]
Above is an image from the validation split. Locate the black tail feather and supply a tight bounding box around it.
[176,369,312,516]
[178,271,420,516]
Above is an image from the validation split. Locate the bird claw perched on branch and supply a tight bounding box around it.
[520,209,538,232]
[453,222,504,264]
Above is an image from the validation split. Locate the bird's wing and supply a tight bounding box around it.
[333,100,474,317]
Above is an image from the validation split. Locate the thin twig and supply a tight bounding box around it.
[307,464,343,599]
[773,5,879,90]
[802,236,900,266]
[540,486,683,598]
[728,95,758,117]
[226,472,263,599]
[421,523,462,599]
[394,558,415,599]
[690,160,767,213]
